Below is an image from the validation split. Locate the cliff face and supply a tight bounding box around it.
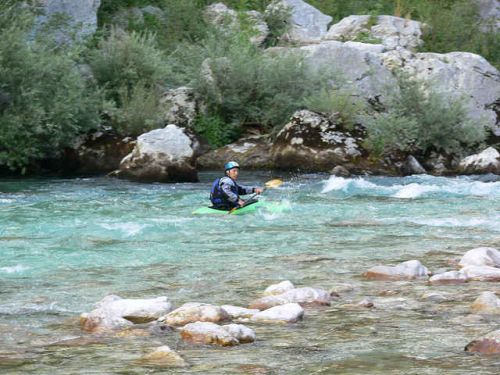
[34,0,101,40]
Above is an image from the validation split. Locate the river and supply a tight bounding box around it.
[1,172,499,374]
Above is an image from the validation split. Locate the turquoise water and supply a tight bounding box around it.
[1,172,499,374]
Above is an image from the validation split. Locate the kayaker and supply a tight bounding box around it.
[210,161,263,210]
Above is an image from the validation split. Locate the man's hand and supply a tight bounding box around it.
[254,187,264,195]
[238,199,245,207]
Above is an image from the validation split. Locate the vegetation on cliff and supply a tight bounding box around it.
[0,0,497,173]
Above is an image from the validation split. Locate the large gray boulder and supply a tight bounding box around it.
[270,110,364,171]
[297,40,395,100]
[325,15,424,52]
[203,3,268,46]
[267,0,332,44]
[384,51,500,135]
[159,87,198,128]
[34,0,101,40]
[475,0,500,30]
[116,125,200,182]
[458,147,500,174]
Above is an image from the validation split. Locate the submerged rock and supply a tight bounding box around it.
[249,287,331,310]
[80,295,173,333]
[251,303,304,323]
[363,260,430,280]
[428,270,468,285]
[465,329,500,354]
[138,345,187,367]
[180,322,255,346]
[471,292,500,314]
[459,247,500,268]
[461,265,500,281]
[264,280,295,296]
[159,303,230,327]
[220,305,260,319]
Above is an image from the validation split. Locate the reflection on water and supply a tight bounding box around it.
[0,173,499,373]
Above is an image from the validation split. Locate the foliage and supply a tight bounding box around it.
[364,73,487,157]
[192,29,325,135]
[262,1,292,47]
[87,27,170,135]
[0,2,102,173]
[107,82,163,136]
[192,114,239,148]
[304,87,367,129]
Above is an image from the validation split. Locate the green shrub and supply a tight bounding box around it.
[193,114,239,147]
[304,87,367,129]
[364,73,487,157]
[108,82,163,136]
[0,3,102,173]
[192,29,325,134]
[87,27,169,135]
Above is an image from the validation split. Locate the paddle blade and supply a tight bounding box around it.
[264,179,283,189]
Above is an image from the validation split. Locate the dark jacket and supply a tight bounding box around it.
[210,176,254,209]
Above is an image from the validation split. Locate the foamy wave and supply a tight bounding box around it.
[393,183,439,199]
[321,175,500,199]
[1,264,29,274]
[100,222,148,237]
[321,176,378,194]
[409,216,499,230]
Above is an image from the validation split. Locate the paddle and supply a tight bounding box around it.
[228,178,283,214]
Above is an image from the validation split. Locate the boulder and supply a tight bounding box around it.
[264,280,295,296]
[222,323,256,343]
[459,247,500,268]
[461,265,500,281]
[390,52,500,135]
[250,287,331,310]
[471,291,500,314]
[180,322,255,346]
[138,346,186,368]
[270,110,363,171]
[363,260,430,280]
[428,270,468,285]
[116,125,199,182]
[465,329,500,354]
[203,4,268,46]
[298,41,394,100]
[34,0,101,41]
[330,165,351,177]
[401,155,427,175]
[65,130,135,175]
[197,135,272,170]
[325,15,424,52]
[80,295,173,333]
[220,305,259,319]
[251,303,304,323]
[475,0,500,30]
[266,0,332,44]
[459,148,500,175]
[159,87,198,128]
[159,303,230,327]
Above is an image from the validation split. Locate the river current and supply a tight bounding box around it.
[1,172,499,374]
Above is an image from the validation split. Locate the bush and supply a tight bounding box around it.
[303,87,367,129]
[364,73,487,157]
[0,3,102,173]
[192,29,325,134]
[192,114,239,148]
[87,27,169,135]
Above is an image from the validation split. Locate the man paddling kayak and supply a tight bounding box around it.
[210,161,263,210]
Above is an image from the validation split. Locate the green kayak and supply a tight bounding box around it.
[192,200,286,215]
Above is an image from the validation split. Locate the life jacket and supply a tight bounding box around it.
[210,177,238,209]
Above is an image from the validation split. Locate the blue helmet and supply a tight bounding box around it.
[224,161,240,171]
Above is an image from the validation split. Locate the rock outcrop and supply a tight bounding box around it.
[116,125,200,182]
[459,147,500,174]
